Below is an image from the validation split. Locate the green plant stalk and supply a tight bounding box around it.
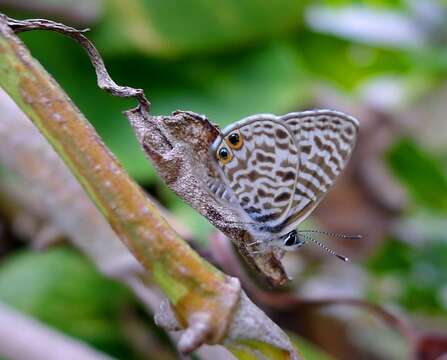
[0,17,238,346]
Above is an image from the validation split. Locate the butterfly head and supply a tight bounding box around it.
[269,229,351,261]
[278,230,305,251]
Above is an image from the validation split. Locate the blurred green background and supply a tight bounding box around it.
[1,0,447,359]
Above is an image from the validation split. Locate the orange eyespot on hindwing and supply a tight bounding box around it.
[226,131,243,150]
[216,145,233,165]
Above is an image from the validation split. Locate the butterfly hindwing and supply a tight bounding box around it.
[211,116,299,231]
[280,110,359,231]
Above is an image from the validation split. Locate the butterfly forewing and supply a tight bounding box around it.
[211,117,299,231]
[280,110,359,231]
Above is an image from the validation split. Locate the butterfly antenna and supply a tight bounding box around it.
[299,233,349,262]
[298,229,362,240]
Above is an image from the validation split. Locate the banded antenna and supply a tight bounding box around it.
[298,233,349,262]
[298,229,362,240]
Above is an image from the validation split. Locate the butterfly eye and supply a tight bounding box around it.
[226,131,243,150]
[216,146,232,164]
[284,236,295,247]
[283,232,297,247]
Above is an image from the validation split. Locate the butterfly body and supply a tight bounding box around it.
[208,110,359,252]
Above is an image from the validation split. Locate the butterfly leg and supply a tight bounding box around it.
[251,249,267,255]
[246,240,263,247]
[249,240,270,255]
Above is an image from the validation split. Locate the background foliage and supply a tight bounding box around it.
[1,0,447,359]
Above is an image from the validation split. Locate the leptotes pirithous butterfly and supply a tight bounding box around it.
[207,110,359,259]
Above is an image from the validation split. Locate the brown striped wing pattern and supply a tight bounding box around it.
[210,116,299,232]
[280,110,359,233]
[208,110,359,238]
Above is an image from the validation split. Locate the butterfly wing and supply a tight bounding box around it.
[279,110,359,233]
[209,115,299,232]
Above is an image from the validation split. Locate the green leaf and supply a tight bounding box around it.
[0,248,137,357]
[368,239,447,315]
[95,0,307,57]
[400,284,442,314]
[296,31,412,90]
[385,138,447,213]
[149,43,312,125]
[368,238,413,275]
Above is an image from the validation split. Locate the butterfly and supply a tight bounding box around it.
[206,110,359,260]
